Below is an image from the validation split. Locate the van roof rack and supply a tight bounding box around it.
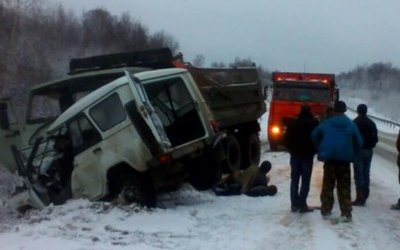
[69,47,174,75]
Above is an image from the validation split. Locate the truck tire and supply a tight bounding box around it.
[240,133,260,169]
[117,172,156,208]
[221,135,241,173]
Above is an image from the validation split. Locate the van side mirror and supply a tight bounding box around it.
[0,102,10,130]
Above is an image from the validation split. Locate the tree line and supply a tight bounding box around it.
[0,0,178,100]
[337,62,400,122]
[1,0,399,121]
[337,62,400,92]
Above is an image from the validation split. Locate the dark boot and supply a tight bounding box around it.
[299,206,314,213]
[391,198,400,210]
[363,188,370,204]
[352,188,365,206]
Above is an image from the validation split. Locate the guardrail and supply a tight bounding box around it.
[347,106,400,130]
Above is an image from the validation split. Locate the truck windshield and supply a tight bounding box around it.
[273,85,330,103]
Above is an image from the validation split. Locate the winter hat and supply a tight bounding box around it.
[357,104,368,115]
[333,100,347,113]
[259,160,272,174]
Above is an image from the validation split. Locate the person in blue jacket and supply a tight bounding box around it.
[311,100,363,222]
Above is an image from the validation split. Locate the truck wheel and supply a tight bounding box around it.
[240,133,260,169]
[117,172,156,208]
[221,135,241,173]
[189,153,222,191]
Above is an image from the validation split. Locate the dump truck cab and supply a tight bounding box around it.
[268,72,338,151]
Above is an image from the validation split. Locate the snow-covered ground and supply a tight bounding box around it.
[0,107,399,250]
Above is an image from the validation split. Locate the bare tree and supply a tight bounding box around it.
[149,31,179,53]
[192,54,205,67]
[0,0,180,113]
[229,57,255,67]
[211,61,226,68]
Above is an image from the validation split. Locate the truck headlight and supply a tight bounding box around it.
[270,126,281,135]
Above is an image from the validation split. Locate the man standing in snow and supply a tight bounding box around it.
[311,100,363,222]
[285,105,319,213]
[391,129,400,210]
[352,104,378,206]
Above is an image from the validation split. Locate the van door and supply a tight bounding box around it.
[143,76,206,147]
[67,114,104,199]
[125,70,172,150]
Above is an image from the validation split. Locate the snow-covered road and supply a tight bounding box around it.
[0,120,400,250]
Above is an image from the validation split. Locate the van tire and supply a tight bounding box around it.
[117,172,156,208]
[221,135,241,173]
[240,133,260,169]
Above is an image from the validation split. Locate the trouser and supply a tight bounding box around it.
[290,156,314,208]
[397,156,400,183]
[353,149,373,190]
[320,161,352,217]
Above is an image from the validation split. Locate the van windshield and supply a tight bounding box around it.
[25,69,133,124]
[26,91,90,124]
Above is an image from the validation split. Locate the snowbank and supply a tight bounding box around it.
[0,165,23,232]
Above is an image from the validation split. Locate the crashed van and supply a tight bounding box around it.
[0,48,180,173]
[10,66,265,211]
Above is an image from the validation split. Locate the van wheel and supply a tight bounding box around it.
[240,133,260,169]
[118,172,156,208]
[221,135,241,174]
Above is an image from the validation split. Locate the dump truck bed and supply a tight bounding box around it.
[188,67,266,128]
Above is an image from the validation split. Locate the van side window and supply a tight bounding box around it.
[89,93,126,131]
[68,115,101,155]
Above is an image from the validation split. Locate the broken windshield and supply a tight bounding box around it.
[26,91,90,124]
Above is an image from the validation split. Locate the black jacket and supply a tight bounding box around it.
[353,115,378,149]
[285,113,319,158]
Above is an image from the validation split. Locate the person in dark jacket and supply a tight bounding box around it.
[352,104,378,206]
[311,100,363,222]
[285,105,319,213]
[391,129,400,210]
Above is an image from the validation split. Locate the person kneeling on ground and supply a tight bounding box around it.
[213,160,278,197]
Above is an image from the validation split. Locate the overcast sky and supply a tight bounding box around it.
[48,0,400,74]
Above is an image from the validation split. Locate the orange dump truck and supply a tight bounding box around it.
[267,72,338,151]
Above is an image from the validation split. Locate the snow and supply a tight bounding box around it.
[0,105,400,250]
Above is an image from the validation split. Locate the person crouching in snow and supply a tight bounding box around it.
[213,160,278,197]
